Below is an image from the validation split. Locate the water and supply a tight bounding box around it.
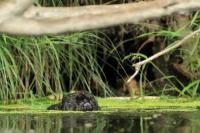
[0,110,200,133]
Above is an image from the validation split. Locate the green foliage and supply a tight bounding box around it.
[125,11,200,98]
[0,35,62,101]
[1,97,200,112]
[0,32,117,102]
[1,0,200,102]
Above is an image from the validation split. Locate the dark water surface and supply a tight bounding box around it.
[0,110,200,133]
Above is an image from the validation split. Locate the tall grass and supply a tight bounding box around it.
[0,31,117,102]
[0,0,129,102]
[129,11,200,97]
[0,35,63,101]
[1,0,199,102]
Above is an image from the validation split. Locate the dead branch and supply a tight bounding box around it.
[0,0,34,24]
[127,28,200,83]
[0,0,199,35]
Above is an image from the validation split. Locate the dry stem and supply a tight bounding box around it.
[127,28,200,83]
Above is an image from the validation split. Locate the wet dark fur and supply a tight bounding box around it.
[47,91,100,111]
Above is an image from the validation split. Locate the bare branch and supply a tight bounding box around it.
[0,0,199,35]
[0,0,34,24]
[127,65,141,83]
[127,28,200,83]
[23,0,178,19]
[23,0,200,19]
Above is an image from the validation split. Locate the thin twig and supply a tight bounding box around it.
[127,28,200,83]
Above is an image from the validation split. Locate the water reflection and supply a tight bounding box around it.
[0,111,200,133]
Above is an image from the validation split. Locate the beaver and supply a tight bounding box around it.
[47,91,100,111]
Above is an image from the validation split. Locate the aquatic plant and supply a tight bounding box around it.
[0,32,118,102]
[126,11,200,97]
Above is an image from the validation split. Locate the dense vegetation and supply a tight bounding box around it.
[0,0,200,103]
